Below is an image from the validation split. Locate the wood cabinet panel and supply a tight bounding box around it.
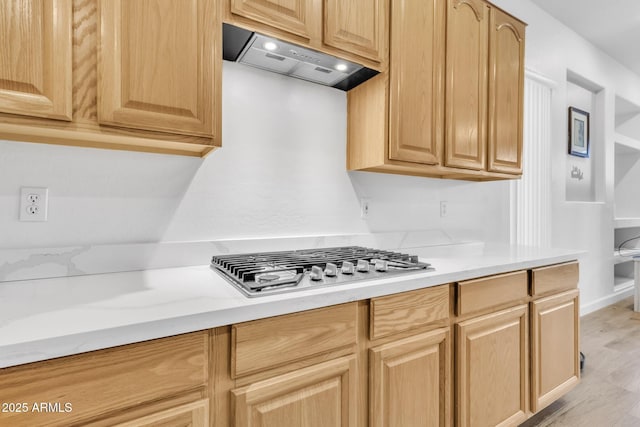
[531,290,580,412]
[531,261,579,297]
[457,270,528,316]
[0,332,208,427]
[370,329,450,427]
[456,305,528,427]
[232,303,357,377]
[0,0,72,120]
[323,0,387,62]
[113,399,209,427]
[388,0,445,165]
[232,355,357,427]
[487,7,525,174]
[370,285,449,340]
[445,0,488,171]
[99,0,219,137]
[230,0,319,40]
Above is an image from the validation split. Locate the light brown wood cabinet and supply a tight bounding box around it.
[487,8,525,174]
[347,0,525,181]
[456,305,529,427]
[230,303,360,427]
[0,331,209,427]
[233,355,358,427]
[98,0,218,138]
[445,0,525,174]
[370,329,450,427]
[531,289,580,412]
[113,399,209,427]
[369,285,451,427]
[224,0,388,70]
[0,0,72,121]
[0,0,221,156]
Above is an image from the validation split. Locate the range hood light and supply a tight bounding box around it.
[335,63,348,72]
[263,41,278,51]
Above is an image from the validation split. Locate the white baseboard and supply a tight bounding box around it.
[580,286,635,316]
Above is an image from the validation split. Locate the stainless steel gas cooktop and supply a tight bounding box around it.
[211,246,434,297]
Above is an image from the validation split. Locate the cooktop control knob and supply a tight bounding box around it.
[324,262,338,277]
[341,261,355,274]
[356,259,370,272]
[374,259,389,272]
[310,265,324,281]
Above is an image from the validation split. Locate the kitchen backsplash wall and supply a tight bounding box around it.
[0,61,511,251]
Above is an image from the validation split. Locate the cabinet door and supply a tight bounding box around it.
[531,290,580,413]
[456,305,528,427]
[487,8,525,174]
[370,329,450,427]
[230,0,319,40]
[388,0,445,165]
[444,0,488,171]
[0,0,72,120]
[99,0,219,138]
[323,0,388,63]
[233,355,357,427]
[114,400,208,427]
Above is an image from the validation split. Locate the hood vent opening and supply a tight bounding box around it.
[222,23,379,91]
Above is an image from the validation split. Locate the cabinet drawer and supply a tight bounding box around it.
[457,270,528,316]
[370,285,449,340]
[531,261,579,297]
[0,332,208,427]
[232,303,357,378]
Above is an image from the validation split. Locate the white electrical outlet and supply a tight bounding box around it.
[360,199,370,219]
[20,187,48,222]
[440,201,448,218]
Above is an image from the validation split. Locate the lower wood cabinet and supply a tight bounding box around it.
[456,305,529,427]
[370,328,450,427]
[531,289,580,412]
[232,355,358,427]
[112,399,209,427]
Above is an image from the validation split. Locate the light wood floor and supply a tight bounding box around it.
[520,296,640,426]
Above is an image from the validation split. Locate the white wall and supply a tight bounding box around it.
[492,0,640,313]
[0,61,510,250]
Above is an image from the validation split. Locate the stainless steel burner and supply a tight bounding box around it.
[211,246,433,297]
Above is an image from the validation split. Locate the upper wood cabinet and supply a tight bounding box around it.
[324,0,388,63]
[224,0,388,69]
[99,0,218,138]
[445,0,488,171]
[229,0,318,41]
[487,7,525,174]
[388,0,444,166]
[347,0,526,181]
[0,0,221,157]
[0,0,72,121]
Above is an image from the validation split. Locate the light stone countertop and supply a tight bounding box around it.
[0,244,583,369]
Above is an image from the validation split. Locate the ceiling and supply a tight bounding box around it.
[529,0,640,76]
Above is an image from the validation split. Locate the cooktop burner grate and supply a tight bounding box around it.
[211,246,433,297]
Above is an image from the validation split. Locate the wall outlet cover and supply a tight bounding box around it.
[20,187,49,222]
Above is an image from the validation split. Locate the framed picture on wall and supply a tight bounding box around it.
[568,106,590,157]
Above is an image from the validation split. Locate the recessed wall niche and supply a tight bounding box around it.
[565,70,604,203]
